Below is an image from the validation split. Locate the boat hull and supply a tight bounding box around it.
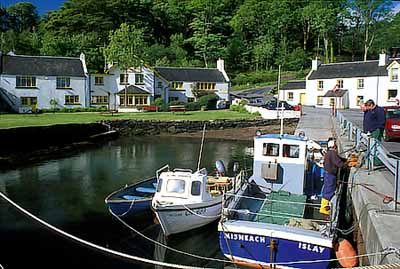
[107,199,151,216]
[219,222,333,269]
[154,198,222,236]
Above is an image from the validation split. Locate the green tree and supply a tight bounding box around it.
[7,2,39,32]
[103,23,146,106]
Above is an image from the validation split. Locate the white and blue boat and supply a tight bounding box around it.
[219,133,346,269]
[105,177,158,217]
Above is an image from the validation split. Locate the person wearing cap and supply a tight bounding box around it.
[320,139,346,215]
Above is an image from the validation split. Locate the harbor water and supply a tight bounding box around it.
[0,136,252,269]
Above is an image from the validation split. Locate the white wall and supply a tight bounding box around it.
[281,89,306,106]
[0,74,87,109]
[245,105,301,119]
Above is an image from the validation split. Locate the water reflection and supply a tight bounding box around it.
[0,135,252,269]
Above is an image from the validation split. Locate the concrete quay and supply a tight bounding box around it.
[295,106,400,266]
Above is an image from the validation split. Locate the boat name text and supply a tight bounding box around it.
[298,242,325,253]
[224,232,266,243]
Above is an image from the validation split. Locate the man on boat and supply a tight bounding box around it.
[320,138,346,215]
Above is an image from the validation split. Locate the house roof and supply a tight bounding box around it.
[154,67,227,83]
[117,85,150,95]
[281,80,306,90]
[230,86,274,99]
[308,61,388,80]
[0,54,86,77]
[323,89,348,97]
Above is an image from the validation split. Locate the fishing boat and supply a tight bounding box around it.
[151,164,244,236]
[218,133,351,269]
[105,177,158,217]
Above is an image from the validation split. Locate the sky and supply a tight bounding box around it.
[0,0,66,15]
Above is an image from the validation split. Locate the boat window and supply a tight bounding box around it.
[282,144,300,158]
[166,179,186,194]
[156,178,163,192]
[263,143,279,157]
[191,181,201,196]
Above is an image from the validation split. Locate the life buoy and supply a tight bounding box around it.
[396,99,400,106]
[335,238,359,268]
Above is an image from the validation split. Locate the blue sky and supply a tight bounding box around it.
[0,0,66,15]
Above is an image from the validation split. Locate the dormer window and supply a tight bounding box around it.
[391,68,399,81]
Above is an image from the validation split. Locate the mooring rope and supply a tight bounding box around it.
[0,191,213,269]
[181,204,222,219]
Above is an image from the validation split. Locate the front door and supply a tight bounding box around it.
[300,93,306,105]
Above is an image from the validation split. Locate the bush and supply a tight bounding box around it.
[41,106,108,113]
[252,111,261,117]
[154,98,165,111]
[185,102,201,111]
[238,105,248,113]
[230,104,240,112]
[168,100,186,106]
[197,94,219,110]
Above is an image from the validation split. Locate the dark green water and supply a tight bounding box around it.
[0,136,251,269]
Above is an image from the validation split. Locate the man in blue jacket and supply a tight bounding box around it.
[363,99,385,141]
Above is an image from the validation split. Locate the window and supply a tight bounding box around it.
[357,79,364,89]
[120,74,129,85]
[317,96,323,105]
[196,82,216,90]
[156,178,163,192]
[386,108,400,119]
[135,95,148,105]
[187,97,195,103]
[317,80,324,91]
[391,68,399,81]
[91,95,108,104]
[56,77,71,89]
[166,179,186,194]
[20,97,37,106]
[157,81,163,88]
[356,96,364,106]
[65,95,79,104]
[171,81,184,91]
[282,144,300,158]
[388,89,397,101]
[336,79,343,89]
[95,76,104,85]
[287,92,294,101]
[16,76,36,88]
[168,97,179,103]
[262,143,279,157]
[135,74,144,85]
[191,181,201,196]
[119,96,135,106]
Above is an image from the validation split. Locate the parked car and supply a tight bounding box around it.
[262,100,294,110]
[383,106,400,141]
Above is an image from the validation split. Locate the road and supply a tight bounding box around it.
[339,109,400,154]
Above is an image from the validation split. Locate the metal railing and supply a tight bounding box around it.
[335,110,400,210]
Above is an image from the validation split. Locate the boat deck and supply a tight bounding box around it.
[255,191,307,225]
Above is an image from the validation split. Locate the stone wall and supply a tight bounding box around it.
[103,118,298,136]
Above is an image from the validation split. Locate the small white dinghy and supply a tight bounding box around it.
[151,166,239,236]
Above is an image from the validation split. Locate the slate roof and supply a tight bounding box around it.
[0,54,86,77]
[117,85,150,95]
[154,67,227,83]
[281,80,306,90]
[230,86,274,99]
[323,89,348,97]
[308,61,388,80]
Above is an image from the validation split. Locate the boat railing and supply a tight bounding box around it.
[173,168,193,173]
[156,164,170,179]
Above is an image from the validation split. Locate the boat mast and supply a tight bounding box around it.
[197,123,207,171]
[277,65,284,136]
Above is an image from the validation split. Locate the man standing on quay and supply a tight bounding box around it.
[363,99,385,141]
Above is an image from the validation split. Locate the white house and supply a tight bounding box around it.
[0,52,88,113]
[90,59,230,111]
[280,80,306,106]
[306,53,400,109]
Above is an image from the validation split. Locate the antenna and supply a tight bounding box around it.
[197,123,206,171]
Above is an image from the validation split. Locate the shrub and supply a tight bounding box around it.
[185,102,201,111]
[252,111,261,117]
[168,100,186,106]
[230,104,240,112]
[154,98,165,111]
[197,94,219,110]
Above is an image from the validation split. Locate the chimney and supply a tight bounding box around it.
[217,58,230,82]
[80,52,88,75]
[312,58,321,71]
[379,52,387,66]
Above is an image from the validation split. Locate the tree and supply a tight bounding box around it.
[103,23,146,107]
[348,0,392,61]
[7,2,39,32]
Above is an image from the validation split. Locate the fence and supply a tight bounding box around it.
[336,110,400,210]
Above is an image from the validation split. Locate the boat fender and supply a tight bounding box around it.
[215,160,226,176]
[335,238,358,268]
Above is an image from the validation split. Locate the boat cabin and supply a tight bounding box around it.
[252,134,307,195]
[154,169,213,204]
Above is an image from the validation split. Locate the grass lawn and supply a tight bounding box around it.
[0,110,258,129]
